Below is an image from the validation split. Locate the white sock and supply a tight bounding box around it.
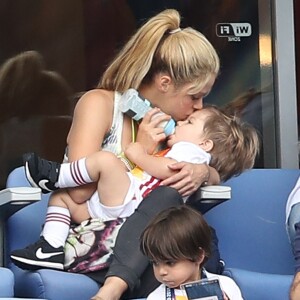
[56,158,92,188]
[42,206,71,248]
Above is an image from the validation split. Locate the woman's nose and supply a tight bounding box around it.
[193,98,203,110]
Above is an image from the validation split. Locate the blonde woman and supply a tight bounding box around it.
[11,9,220,300]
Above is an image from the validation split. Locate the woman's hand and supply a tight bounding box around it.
[161,162,220,197]
[91,276,128,300]
[136,107,171,154]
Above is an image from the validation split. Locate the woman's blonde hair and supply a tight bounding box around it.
[99,9,219,94]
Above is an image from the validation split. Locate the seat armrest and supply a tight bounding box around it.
[0,187,41,220]
[199,185,231,199]
[187,185,231,214]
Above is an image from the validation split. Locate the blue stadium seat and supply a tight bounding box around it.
[5,166,298,299]
[0,267,14,297]
[205,168,298,300]
[4,167,145,300]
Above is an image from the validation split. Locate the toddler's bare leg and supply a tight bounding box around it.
[85,151,131,207]
[49,189,91,223]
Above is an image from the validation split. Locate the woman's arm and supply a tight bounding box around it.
[66,89,114,203]
[161,163,220,197]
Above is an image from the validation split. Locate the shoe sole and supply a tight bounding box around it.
[11,255,64,270]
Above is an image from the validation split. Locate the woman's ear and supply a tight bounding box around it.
[200,139,214,152]
[156,74,172,92]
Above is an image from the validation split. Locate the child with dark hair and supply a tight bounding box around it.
[140,205,243,299]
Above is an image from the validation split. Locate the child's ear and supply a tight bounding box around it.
[196,249,206,265]
[200,139,214,152]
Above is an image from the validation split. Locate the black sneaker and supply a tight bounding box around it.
[23,152,61,193]
[10,237,64,270]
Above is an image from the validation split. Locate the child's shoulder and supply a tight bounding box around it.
[146,284,164,300]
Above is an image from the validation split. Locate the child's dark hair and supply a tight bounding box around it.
[140,205,211,264]
[202,105,260,182]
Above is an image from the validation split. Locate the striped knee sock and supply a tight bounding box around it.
[57,158,93,188]
[42,206,71,248]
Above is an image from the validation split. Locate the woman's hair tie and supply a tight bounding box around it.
[169,28,181,34]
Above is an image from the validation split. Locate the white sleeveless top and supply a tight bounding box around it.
[102,91,124,156]
[64,91,135,170]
